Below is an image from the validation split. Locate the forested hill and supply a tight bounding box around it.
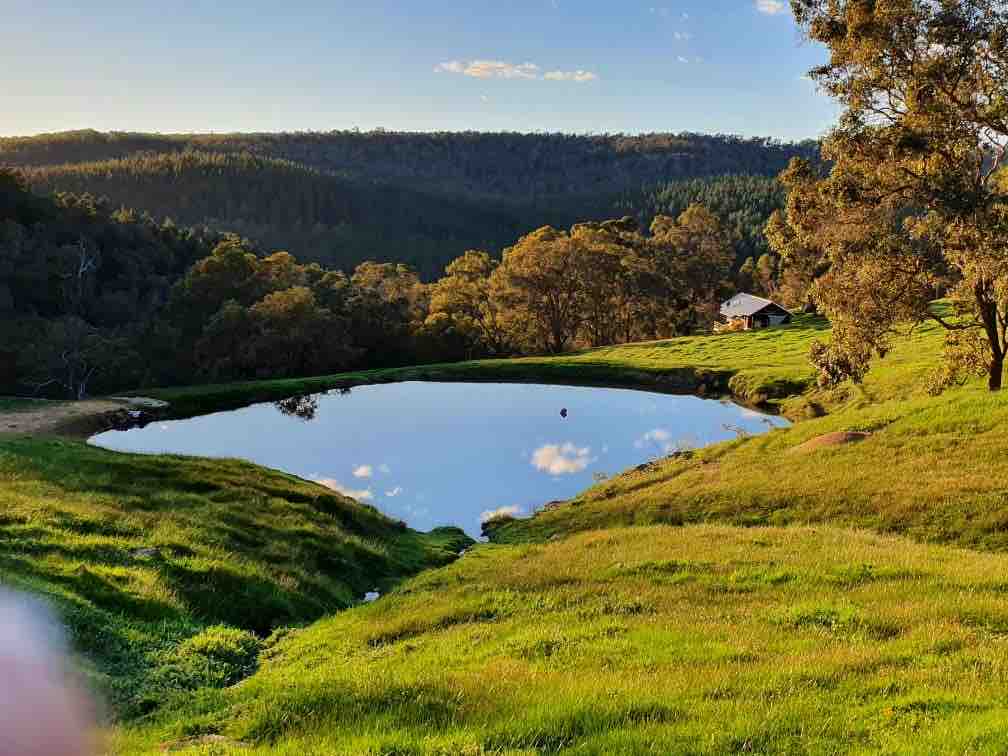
[20,151,552,279]
[4,130,818,278]
[2,130,817,198]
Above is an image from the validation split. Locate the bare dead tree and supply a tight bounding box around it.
[27,237,111,400]
[62,237,100,318]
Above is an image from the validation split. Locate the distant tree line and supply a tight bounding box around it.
[156,205,742,383]
[1,129,819,199]
[0,171,224,397]
[426,206,735,357]
[624,174,786,265]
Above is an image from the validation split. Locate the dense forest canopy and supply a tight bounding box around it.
[4,130,818,279]
[2,163,793,398]
[20,151,539,280]
[0,129,819,198]
[623,174,786,266]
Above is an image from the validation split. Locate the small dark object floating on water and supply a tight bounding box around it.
[560,408,568,418]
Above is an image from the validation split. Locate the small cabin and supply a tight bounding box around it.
[718,293,792,331]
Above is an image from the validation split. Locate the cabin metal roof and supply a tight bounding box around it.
[720,293,788,318]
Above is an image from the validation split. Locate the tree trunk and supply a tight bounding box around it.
[990,353,1004,391]
[976,289,1004,392]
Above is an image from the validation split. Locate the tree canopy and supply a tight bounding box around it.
[1,167,738,397]
[784,0,1008,390]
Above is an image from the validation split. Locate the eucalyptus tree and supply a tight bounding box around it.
[490,227,586,354]
[788,0,1008,390]
[649,204,734,334]
[425,250,506,357]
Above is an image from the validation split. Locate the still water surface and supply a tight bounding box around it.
[90,382,788,536]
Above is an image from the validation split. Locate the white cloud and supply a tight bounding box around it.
[677,56,690,63]
[543,70,598,82]
[433,60,465,74]
[756,0,786,15]
[531,443,595,475]
[316,478,374,501]
[635,428,672,449]
[635,428,690,454]
[435,60,539,79]
[436,59,597,83]
[385,486,404,498]
[378,464,391,474]
[673,31,692,41]
[480,94,490,102]
[480,505,522,523]
[353,465,373,479]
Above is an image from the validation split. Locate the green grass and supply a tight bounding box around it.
[0,437,470,716]
[489,317,1008,550]
[113,524,1008,754]
[9,308,1008,754]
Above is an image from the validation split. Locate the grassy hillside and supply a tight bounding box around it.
[486,317,1008,550]
[7,304,1008,754]
[114,524,1008,754]
[0,437,469,716]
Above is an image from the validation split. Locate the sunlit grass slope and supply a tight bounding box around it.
[117,525,1008,754]
[0,437,470,716]
[490,317,1008,550]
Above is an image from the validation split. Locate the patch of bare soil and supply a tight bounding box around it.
[789,431,871,454]
[0,399,133,438]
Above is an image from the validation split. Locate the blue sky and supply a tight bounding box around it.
[1,0,837,140]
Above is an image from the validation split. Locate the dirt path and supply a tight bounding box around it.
[0,399,134,438]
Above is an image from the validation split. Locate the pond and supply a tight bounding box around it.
[90,382,789,537]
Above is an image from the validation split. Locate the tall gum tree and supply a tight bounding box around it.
[490,227,585,354]
[788,0,1008,390]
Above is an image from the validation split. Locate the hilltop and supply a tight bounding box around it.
[1,129,817,198]
[2,130,816,277]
